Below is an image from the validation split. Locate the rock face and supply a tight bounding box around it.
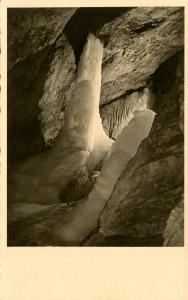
[7,7,184,246]
[38,35,76,145]
[99,7,184,104]
[8,8,76,69]
[8,32,76,162]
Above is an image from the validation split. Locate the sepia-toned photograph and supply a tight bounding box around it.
[7,6,184,247]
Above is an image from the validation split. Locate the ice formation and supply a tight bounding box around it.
[54,109,155,244]
[9,34,113,205]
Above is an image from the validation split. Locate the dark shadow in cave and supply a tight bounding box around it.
[150,50,184,114]
[82,234,164,247]
[7,46,53,166]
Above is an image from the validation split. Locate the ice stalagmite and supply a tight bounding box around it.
[60,33,113,171]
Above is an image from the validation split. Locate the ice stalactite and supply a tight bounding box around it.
[54,109,155,244]
[101,87,152,140]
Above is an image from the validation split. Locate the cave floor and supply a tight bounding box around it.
[7,200,163,247]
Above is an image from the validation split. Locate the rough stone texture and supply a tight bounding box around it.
[163,199,184,246]
[38,35,76,145]
[99,7,184,104]
[87,52,184,244]
[7,8,76,70]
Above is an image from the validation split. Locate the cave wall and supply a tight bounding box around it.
[99,7,184,104]
[8,8,76,69]
[8,8,77,163]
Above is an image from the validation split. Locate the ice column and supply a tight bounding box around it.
[60,33,113,170]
